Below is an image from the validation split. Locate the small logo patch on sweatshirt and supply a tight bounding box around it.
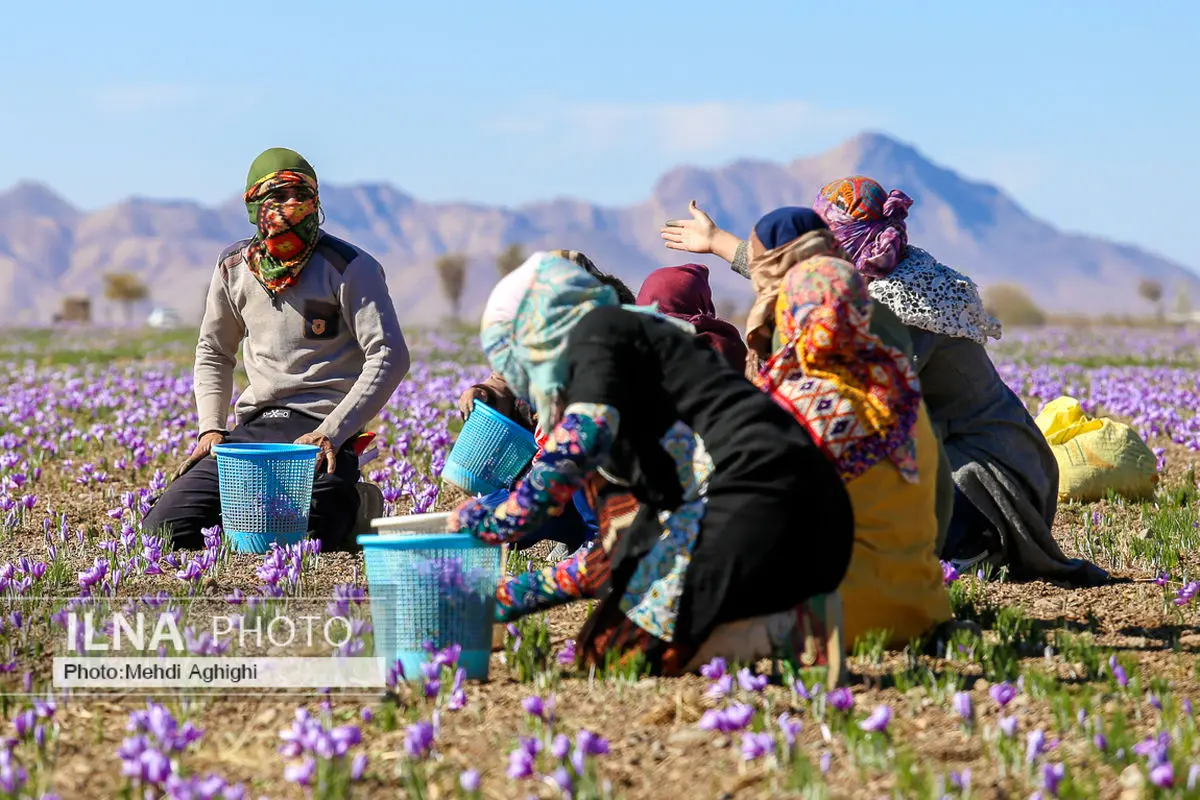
[303,301,340,340]
[262,409,290,420]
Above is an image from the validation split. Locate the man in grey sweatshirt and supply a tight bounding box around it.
[143,147,410,550]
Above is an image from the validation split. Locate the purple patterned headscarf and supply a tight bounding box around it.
[812,176,913,280]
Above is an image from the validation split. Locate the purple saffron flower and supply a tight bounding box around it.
[575,730,610,757]
[777,713,802,748]
[1094,733,1108,752]
[859,705,892,733]
[551,766,574,795]
[740,731,775,761]
[949,769,971,791]
[521,695,546,719]
[723,704,756,733]
[283,757,316,787]
[705,673,734,700]
[403,721,435,760]
[141,749,172,784]
[699,657,727,681]
[350,753,368,782]
[819,751,831,773]
[1187,764,1199,791]
[828,687,854,712]
[1042,763,1065,796]
[1108,655,1130,688]
[507,747,536,780]
[1027,729,1046,764]
[551,734,571,760]
[1149,762,1174,788]
[952,692,974,725]
[459,769,481,792]
[941,561,960,585]
[989,682,1017,707]
[737,667,768,693]
[556,639,577,667]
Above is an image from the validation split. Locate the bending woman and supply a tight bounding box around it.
[448,253,854,677]
[663,189,1105,584]
[635,263,748,373]
[810,177,1104,585]
[744,213,950,648]
[453,250,637,554]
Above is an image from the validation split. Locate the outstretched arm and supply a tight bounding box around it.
[494,544,598,622]
[660,200,747,274]
[450,403,619,545]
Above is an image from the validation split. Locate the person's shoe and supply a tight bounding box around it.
[795,590,847,691]
[354,482,384,534]
[944,530,1000,576]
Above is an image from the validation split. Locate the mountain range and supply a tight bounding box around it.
[1,132,1196,326]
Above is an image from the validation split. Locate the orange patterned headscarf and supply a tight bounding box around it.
[753,255,921,483]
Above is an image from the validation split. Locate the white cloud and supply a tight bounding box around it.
[489,99,873,158]
[89,84,194,115]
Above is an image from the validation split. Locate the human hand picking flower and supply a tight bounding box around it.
[174,431,225,480]
[660,200,743,263]
[295,431,336,474]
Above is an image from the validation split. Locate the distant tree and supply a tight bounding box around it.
[102,272,149,324]
[434,253,468,321]
[982,283,1046,328]
[1174,282,1192,316]
[1138,278,1164,320]
[495,244,525,277]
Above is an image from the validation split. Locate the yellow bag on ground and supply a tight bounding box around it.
[1034,397,1158,502]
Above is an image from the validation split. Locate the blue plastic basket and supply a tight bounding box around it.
[442,399,539,496]
[212,443,320,553]
[357,531,501,681]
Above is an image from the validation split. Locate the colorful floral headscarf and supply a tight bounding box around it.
[753,255,921,483]
[243,170,321,292]
[813,176,912,280]
[481,253,693,428]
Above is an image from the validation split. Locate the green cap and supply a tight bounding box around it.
[244,148,318,224]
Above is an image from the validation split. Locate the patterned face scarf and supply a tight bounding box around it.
[481,253,694,430]
[753,255,922,483]
[813,176,912,280]
[243,170,321,292]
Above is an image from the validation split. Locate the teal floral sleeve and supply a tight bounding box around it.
[450,403,620,545]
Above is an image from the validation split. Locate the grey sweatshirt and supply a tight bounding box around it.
[194,232,410,448]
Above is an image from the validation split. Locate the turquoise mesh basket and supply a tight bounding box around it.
[442,400,538,496]
[358,531,501,681]
[212,443,319,553]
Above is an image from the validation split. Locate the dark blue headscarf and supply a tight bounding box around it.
[752,206,828,250]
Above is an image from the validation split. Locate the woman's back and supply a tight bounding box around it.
[564,305,826,503]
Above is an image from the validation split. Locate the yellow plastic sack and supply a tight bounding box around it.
[1035,397,1158,502]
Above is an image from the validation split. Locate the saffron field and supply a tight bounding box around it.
[0,325,1198,799]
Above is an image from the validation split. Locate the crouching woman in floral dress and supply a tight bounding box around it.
[744,216,951,650]
[447,253,855,679]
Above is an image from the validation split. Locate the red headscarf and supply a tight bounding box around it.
[636,264,748,373]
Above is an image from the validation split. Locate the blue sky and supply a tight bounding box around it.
[2,0,1197,272]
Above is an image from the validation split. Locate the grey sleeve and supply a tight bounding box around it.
[194,267,245,435]
[315,256,411,447]
[731,240,750,279]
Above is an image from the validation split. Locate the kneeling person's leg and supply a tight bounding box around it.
[142,458,222,549]
[308,445,361,550]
